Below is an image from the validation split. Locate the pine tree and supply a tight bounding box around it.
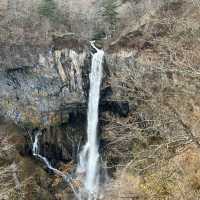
[38,0,57,21]
[101,0,120,33]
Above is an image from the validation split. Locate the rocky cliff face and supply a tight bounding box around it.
[1,0,200,200]
[0,33,131,199]
[0,34,90,126]
[0,35,94,171]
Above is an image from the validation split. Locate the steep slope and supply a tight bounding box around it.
[102,1,200,199]
[1,0,200,200]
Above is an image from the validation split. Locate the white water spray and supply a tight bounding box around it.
[32,41,104,200]
[77,41,104,199]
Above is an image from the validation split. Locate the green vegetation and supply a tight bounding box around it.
[38,0,60,22]
[92,30,106,41]
[101,0,120,34]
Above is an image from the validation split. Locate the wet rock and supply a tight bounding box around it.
[100,100,129,117]
[100,85,113,100]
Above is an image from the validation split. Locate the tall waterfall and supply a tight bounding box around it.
[77,41,104,199]
[32,41,104,200]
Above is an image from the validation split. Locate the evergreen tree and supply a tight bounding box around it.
[38,0,57,21]
[101,0,120,33]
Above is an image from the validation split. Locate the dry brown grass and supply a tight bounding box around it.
[103,1,200,199]
[137,0,200,77]
[105,144,200,200]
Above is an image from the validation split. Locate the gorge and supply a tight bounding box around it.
[1,0,200,200]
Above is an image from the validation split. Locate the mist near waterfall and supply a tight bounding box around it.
[32,42,106,200]
[76,41,105,200]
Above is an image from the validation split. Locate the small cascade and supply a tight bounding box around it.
[32,131,79,199]
[77,41,105,199]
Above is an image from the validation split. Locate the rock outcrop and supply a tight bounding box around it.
[1,0,200,199]
[0,34,90,128]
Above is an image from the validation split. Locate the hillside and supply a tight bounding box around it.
[1,0,200,199]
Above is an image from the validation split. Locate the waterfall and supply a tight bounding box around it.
[32,131,66,178]
[32,41,104,200]
[32,131,79,199]
[77,41,104,199]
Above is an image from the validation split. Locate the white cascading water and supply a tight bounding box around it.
[32,131,66,178]
[32,41,104,200]
[32,131,79,199]
[77,41,104,199]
